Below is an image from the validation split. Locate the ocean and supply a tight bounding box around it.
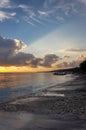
[0,72,73,103]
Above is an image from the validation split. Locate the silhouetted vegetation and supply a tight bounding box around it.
[51,67,79,75]
[80,60,86,72]
[51,60,86,75]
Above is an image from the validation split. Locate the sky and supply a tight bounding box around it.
[0,0,86,72]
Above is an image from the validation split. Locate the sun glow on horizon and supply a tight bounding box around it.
[0,66,57,73]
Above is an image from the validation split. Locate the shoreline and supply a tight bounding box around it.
[0,74,86,129]
[0,74,86,119]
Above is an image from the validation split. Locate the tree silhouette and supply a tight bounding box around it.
[80,60,86,72]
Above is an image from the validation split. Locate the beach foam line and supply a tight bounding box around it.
[10,97,39,105]
[42,92,65,97]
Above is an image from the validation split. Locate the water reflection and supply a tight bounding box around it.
[0,73,73,88]
[0,73,73,103]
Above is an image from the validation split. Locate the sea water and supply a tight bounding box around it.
[0,72,73,103]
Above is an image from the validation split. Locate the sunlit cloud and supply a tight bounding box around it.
[0,36,26,55]
[56,55,86,69]
[0,36,60,68]
[77,55,86,62]
[0,35,86,71]
[56,60,79,69]
[62,55,70,59]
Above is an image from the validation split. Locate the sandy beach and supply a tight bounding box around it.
[0,74,86,130]
[0,111,86,130]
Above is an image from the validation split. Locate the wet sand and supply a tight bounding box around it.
[0,74,86,129]
[0,111,86,130]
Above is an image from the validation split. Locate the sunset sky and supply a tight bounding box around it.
[0,0,86,72]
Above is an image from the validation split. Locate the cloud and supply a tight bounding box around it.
[59,48,86,53]
[0,11,16,21]
[78,0,86,5]
[44,0,78,15]
[23,9,44,25]
[30,58,42,68]
[44,0,57,9]
[21,0,86,25]
[18,4,29,10]
[0,36,85,69]
[0,0,10,8]
[14,0,81,25]
[7,52,35,66]
[0,36,30,66]
[56,16,64,22]
[0,36,26,56]
[24,16,35,26]
[39,54,59,67]
[38,10,49,17]
[57,55,86,69]
[0,0,85,25]
[30,16,43,25]
[56,61,79,69]
[0,36,60,68]
[62,55,70,59]
[64,48,86,53]
[77,55,86,63]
